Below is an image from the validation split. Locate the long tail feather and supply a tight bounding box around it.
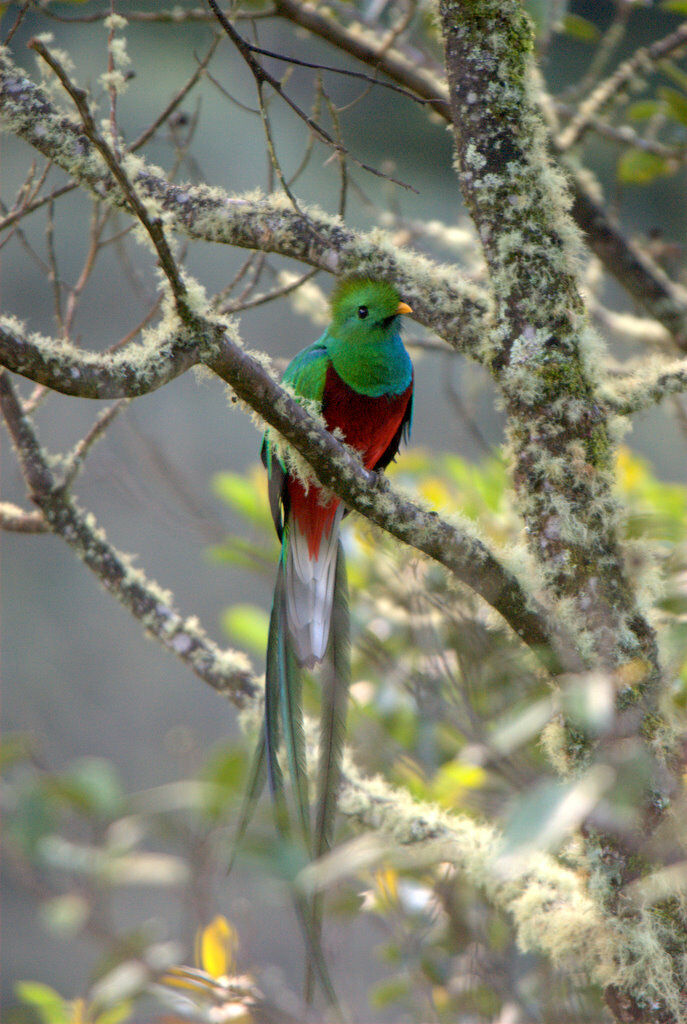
[293,891,343,1019]
[226,730,266,876]
[266,554,343,1016]
[270,555,311,851]
[264,578,285,809]
[315,541,351,859]
[305,541,350,1005]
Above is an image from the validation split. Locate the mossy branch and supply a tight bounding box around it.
[0,317,576,676]
[440,0,659,685]
[272,0,687,349]
[0,501,47,532]
[0,368,260,705]
[1,378,668,1017]
[440,5,680,1020]
[603,357,687,415]
[0,50,490,363]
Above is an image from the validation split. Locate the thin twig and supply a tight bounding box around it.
[553,101,681,160]
[29,38,190,316]
[238,37,441,109]
[557,21,687,151]
[217,266,320,315]
[45,199,65,334]
[2,0,31,45]
[61,399,130,490]
[106,0,120,158]
[565,0,632,102]
[129,35,221,151]
[0,183,75,234]
[205,0,418,193]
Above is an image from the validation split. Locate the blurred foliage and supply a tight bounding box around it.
[7,447,681,1022]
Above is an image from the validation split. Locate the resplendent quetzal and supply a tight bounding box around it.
[234,277,413,982]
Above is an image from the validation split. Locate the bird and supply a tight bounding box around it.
[232,275,413,1003]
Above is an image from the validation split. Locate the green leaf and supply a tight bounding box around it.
[430,760,486,809]
[7,781,56,855]
[39,893,90,936]
[95,1002,133,1024]
[659,59,687,93]
[501,767,615,859]
[658,85,687,125]
[52,758,125,818]
[370,977,411,1010]
[661,0,687,12]
[221,604,269,653]
[627,100,662,121]
[202,745,245,791]
[617,148,670,184]
[207,536,276,569]
[562,13,600,43]
[200,745,247,818]
[15,981,69,1024]
[0,732,34,770]
[212,472,266,525]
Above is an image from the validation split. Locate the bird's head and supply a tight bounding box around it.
[329,276,412,345]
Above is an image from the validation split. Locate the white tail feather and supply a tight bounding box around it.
[286,509,344,667]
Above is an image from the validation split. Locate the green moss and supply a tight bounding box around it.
[586,423,612,470]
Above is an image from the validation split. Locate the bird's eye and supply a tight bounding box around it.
[357,305,368,320]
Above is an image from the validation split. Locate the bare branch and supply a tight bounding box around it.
[206,0,418,193]
[129,34,221,152]
[29,38,190,316]
[62,398,129,489]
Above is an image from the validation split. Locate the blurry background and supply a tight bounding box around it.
[2,1,687,1021]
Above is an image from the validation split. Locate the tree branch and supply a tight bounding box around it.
[0,378,657,1014]
[0,501,47,532]
[271,0,687,349]
[556,21,687,151]
[29,38,190,317]
[0,317,577,676]
[0,49,489,361]
[602,357,687,415]
[440,0,657,675]
[0,368,259,706]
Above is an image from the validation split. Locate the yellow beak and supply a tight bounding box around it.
[396,301,413,316]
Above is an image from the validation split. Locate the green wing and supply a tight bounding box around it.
[283,337,330,398]
[262,337,331,540]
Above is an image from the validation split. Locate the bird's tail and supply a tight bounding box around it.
[229,526,350,1017]
[305,540,350,1003]
[284,508,344,667]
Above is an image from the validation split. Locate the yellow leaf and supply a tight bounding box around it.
[195,916,237,979]
[374,866,398,906]
[70,998,87,1024]
[616,446,645,490]
[431,760,486,808]
[418,478,452,509]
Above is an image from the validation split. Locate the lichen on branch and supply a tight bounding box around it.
[0,48,490,363]
[440,0,659,689]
